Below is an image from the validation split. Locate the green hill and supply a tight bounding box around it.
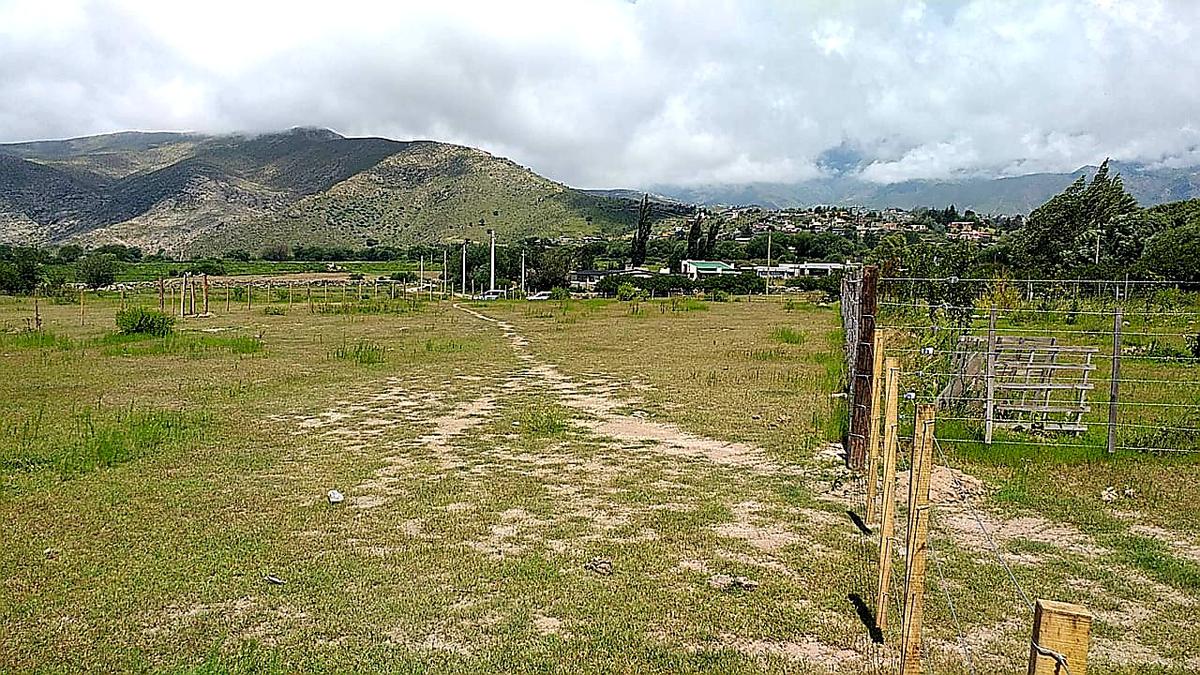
[0,128,689,256]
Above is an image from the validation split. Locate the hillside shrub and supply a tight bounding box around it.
[115,307,175,337]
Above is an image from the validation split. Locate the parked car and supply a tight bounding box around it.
[476,290,506,301]
[526,291,551,301]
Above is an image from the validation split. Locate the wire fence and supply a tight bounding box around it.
[836,269,1186,672]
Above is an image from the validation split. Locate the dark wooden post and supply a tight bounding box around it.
[848,265,879,470]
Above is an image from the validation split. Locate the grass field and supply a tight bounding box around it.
[1,289,1198,672]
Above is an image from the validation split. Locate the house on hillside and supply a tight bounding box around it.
[680,260,738,281]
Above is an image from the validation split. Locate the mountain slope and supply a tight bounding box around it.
[653,162,1200,213]
[0,128,683,255]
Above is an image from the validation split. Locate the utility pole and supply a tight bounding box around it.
[488,228,496,292]
[521,251,526,295]
[765,227,774,295]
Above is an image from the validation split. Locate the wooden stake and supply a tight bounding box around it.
[202,274,210,315]
[307,283,313,314]
[875,357,901,630]
[189,275,196,315]
[288,282,293,306]
[1028,599,1091,675]
[900,404,935,674]
[180,275,187,317]
[225,285,231,313]
[158,277,165,310]
[33,290,41,329]
[79,288,85,325]
[246,282,252,310]
[865,331,887,523]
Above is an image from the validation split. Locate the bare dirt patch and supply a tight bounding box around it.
[712,501,802,554]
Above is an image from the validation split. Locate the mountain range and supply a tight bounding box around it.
[650,161,1200,213]
[3,127,1199,256]
[0,128,688,256]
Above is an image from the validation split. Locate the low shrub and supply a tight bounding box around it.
[115,307,175,337]
[263,305,287,316]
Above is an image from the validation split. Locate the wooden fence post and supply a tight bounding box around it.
[189,275,196,315]
[875,357,901,630]
[865,331,887,523]
[900,404,935,674]
[848,265,879,469]
[985,307,997,445]
[225,285,231,313]
[1028,599,1091,675]
[307,283,313,314]
[180,275,188,317]
[247,282,252,310]
[203,275,210,314]
[158,277,165,311]
[79,288,85,326]
[1107,309,1122,455]
[288,282,293,306]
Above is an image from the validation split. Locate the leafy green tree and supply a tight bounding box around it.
[56,244,84,263]
[1139,222,1200,281]
[685,215,703,259]
[1010,160,1140,276]
[0,247,44,294]
[77,254,121,289]
[629,194,652,267]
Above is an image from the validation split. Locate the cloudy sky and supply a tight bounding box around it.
[1,0,1198,188]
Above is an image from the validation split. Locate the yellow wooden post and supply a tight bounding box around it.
[875,357,901,630]
[1028,600,1091,675]
[900,404,935,674]
[865,331,887,522]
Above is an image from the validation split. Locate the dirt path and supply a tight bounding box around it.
[454,304,796,474]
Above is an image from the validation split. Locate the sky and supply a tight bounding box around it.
[1,0,1198,188]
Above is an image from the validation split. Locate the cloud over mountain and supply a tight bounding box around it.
[1,0,1198,188]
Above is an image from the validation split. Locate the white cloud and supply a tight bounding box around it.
[0,0,1197,187]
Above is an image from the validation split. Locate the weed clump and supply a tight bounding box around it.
[115,307,175,336]
[332,339,386,365]
[771,326,806,345]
